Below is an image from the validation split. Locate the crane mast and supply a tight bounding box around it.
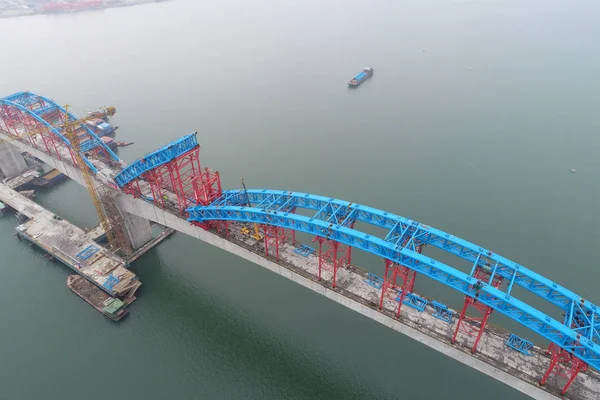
[61,104,125,253]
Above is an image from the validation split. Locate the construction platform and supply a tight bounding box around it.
[0,182,141,299]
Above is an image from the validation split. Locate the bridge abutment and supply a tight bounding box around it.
[0,142,29,178]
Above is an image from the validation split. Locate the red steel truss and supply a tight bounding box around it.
[121,145,223,217]
[312,236,352,288]
[540,343,588,395]
[262,224,295,261]
[378,259,417,317]
[0,99,77,165]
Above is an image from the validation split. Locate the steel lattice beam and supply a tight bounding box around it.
[0,92,122,172]
[221,190,593,315]
[114,133,198,187]
[187,192,600,369]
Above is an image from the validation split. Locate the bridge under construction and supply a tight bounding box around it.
[0,91,599,400]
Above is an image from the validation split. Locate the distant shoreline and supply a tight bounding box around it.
[0,0,169,19]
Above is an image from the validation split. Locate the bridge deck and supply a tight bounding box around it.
[220,222,600,400]
[0,182,140,298]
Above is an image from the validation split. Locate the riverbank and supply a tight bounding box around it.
[0,0,168,19]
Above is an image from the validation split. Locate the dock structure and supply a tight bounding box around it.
[0,182,141,299]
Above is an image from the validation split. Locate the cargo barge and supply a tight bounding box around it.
[101,136,118,150]
[85,118,118,136]
[348,66,374,87]
[67,275,130,321]
[4,168,42,191]
[33,169,66,188]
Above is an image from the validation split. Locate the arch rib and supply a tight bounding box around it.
[28,92,121,163]
[0,98,98,173]
[187,190,600,369]
[114,133,198,187]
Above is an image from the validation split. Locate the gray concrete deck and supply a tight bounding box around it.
[221,224,600,400]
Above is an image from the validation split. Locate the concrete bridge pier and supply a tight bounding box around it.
[118,205,153,251]
[101,189,153,254]
[0,143,29,178]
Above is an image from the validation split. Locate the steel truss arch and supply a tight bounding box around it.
[0,92,121,172]
[114,133,198,187]
[25,92,121,162]
[187,190,600,369]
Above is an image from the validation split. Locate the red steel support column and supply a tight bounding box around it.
[313,236,352,289]
[378,259,417,318]
[317,238,324,281]
[540,343,588,395]
[452,266,503,353]
[263,225,270,257]
[263,225,292,261]
[378,259,397,309]
[395,265,417,318]
[379,243,421,317]
[331,242,339,288]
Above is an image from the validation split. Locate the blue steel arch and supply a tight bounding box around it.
[187,189,600,369]
[21,92,120,162]
[0,97,97,172]
[0,92,121,171]
[114,133,198,187]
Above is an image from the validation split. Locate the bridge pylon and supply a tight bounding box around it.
[452,265,504,353]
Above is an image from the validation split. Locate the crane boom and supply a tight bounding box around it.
[61,104,123,252]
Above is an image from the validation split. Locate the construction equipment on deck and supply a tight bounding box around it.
[62,105,131,255]
[240,178,262,240]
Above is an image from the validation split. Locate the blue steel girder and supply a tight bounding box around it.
[227,190,580,311]
[80,139,102,153]
[28,92,120,163]
[3,92,41,108]
[33,103,59,117]
[114,133,198,187]
[187,189,600,368]
[385,220,429,251]
[0,97,99,173]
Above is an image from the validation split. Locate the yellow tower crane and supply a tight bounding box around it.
[61,104,123,252]
[240,177,262,240]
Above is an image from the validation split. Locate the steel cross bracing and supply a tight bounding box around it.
[0,92,120,173]
[187,189,600,369]
[114,133,198,187]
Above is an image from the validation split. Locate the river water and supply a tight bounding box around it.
[1,1,599,399]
